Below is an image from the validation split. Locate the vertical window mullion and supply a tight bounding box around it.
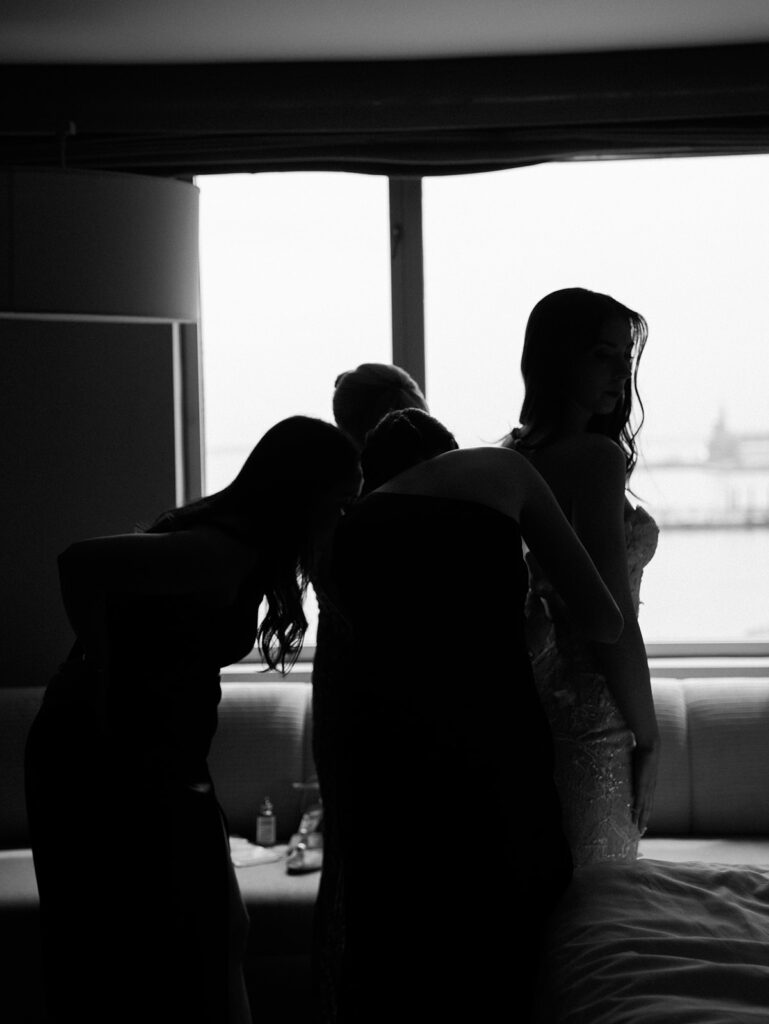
[389,176,426,396]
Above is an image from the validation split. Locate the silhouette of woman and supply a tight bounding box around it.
[25,416,360,1024]
[504,287,660,866]
[312,363,428,1023]
[330,407,623,1023]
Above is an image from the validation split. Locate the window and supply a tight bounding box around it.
[198,154,769,664]
[198,172,391,646]
[423,155,769,646]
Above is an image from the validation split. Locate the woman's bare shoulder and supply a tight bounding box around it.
[554,438,627,521]
[409,446,533,513]
[571,435,626,482]
[534,434,624,476]
[541,433,622,458]
[430,445,531,480]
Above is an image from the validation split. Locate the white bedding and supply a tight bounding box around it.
[537,859,769,1023]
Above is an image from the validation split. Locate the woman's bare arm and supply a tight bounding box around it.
[510,455,624,646]
[566,437,660,832]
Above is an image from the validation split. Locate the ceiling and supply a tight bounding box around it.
[4,0,769,64]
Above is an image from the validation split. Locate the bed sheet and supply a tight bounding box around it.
[536,859,769,1023]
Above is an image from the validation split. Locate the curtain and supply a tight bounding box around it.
[3,43,769,177]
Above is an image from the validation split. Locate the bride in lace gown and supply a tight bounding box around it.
[505,287,661,867]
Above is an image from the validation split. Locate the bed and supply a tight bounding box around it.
[535,676,769,1022]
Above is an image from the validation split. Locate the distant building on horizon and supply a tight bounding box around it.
[708,410,769,468]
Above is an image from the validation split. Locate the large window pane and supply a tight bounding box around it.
[198,172,391,493]
[423,156,769,643]
[198,172,391,646]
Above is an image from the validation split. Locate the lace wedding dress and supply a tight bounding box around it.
[526,503,659,867]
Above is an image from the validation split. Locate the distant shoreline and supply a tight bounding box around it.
[642,460,769,472]
[658,519,769,531]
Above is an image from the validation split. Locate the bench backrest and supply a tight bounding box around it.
[649,677,769,835]
[2,676,768,847]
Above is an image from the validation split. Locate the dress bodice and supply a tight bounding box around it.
[625,503,659,616]
[527,502,659,868]
[333,490,568,840]
[329,491,573,1021]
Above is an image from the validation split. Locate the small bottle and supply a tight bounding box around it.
[256,796,277,847]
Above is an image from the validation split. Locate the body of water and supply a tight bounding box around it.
[633,464,769,642]
[634,463,769,528]
[638,527,769,643]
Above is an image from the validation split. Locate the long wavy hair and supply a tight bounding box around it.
[145,416,359,670]
[507,287,648,479]
[361,408,458,493]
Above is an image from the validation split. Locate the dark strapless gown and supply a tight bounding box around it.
[329,493,573,1024]
[25,583,260,1024]
[310,594,353,1023]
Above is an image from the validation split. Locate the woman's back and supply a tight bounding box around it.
[339,492,527,660]
[335,494,548,757]
[332,491,572,1022]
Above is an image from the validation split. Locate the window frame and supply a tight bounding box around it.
[192,168,769,677]
[222,643,769,682]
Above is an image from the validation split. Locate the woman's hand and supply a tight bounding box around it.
[632,738,660,836]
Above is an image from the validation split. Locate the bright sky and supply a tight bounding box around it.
[198,153,769,488]
[197,155,769,644]
[423,155,769,454]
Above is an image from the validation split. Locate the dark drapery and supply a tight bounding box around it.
[3,43,769,177]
